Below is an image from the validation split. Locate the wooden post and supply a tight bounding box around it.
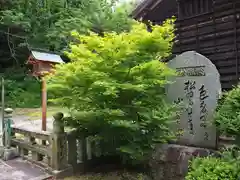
[0,78,4,146]
[51,112,67,170]
[42,78,47,131]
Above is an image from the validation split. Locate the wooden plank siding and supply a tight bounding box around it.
[174,0,240,90]
[132,0,240,90]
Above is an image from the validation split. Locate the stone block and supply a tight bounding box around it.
[0,146,4,157]
[149,144,216,180]
[0,147,19,161]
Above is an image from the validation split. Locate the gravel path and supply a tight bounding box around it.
[12,114,53,133]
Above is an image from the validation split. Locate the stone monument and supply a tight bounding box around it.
[149,51,222,180]
[166,51,221,149]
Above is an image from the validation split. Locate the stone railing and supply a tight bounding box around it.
[8,111,102,178]
[11,125,53,167]
[10,112,73,178]
[66,130,94,172]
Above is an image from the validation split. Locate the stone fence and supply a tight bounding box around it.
[8,112,101,179]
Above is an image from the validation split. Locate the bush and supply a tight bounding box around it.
[214,85,240,137]
[186,156,240,180]
[48,19,177,163]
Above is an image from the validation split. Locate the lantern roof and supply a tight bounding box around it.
[31,50,64,64]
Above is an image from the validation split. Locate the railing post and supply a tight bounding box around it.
[51,112,66,170]
[67,131,77,168]
[4,108,13,148]
[50,112,73,178]
[0,108,18,161]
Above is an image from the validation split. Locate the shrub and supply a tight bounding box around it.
[214,85,240,137]
[186,156,240,180]
[48,19,177,163]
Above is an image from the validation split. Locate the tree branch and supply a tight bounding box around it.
[7,28,19,66]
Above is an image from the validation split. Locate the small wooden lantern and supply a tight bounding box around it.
[27,51,64,77]
[27,51,64,131]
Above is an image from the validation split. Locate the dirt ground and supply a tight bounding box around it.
[65,172,149,180]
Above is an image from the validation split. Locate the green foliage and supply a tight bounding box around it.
[0,0,135,108]
[47,19,176,163]
[214,85,240,136]
[186,156,240,180]
[3,68,41,108]
[0,0,134,51]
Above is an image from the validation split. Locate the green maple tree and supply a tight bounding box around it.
[47,19,177,162]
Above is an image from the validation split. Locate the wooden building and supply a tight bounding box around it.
[132,0,240,90]
[132,0,177,23]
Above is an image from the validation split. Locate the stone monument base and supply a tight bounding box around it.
[0,146,19,161]
[149,144,217,180]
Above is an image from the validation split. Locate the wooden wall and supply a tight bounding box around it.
[174,0,240,90]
